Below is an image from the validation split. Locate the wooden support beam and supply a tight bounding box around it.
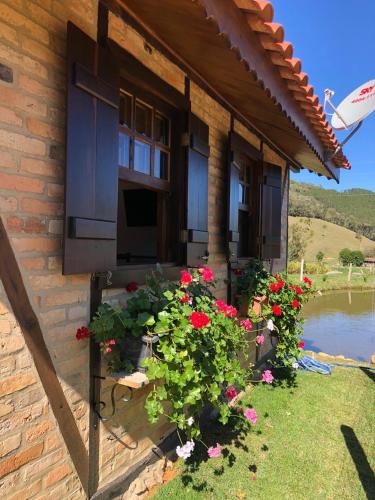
[0,218,89,495]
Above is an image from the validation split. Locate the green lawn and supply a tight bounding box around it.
[292,271,375,292]
[153,367,375,500]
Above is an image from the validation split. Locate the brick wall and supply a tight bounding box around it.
[0,3,289,497]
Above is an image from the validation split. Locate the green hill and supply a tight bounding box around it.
[289,216,375,261]
[289,181,375,241]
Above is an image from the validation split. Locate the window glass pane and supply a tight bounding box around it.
[154,149,169,179]
[119,132,130,167]
[119,93,132,128]
[154,113,169,145]
[135,101,152,137]
[239,183,244,204]
[134,140,151,175]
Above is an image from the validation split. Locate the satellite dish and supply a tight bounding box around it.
[330,79,375,130]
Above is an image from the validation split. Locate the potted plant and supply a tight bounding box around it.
[233,259,269,317]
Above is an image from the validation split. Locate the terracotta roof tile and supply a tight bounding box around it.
[235,0,350,169]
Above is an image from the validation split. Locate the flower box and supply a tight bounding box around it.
[119,334,159,373]
[237,294,268,317]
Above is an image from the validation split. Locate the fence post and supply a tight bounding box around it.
[348,262,353,283]
[300,259,304,282]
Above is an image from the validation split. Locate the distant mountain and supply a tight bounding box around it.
[289,181,375,241]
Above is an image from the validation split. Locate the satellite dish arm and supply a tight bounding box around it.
[324,121,362,162]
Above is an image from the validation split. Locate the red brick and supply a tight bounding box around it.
[0,43,48,80]
[44,463,72,487]
[48,219,63,235]
[18,74,64,105]
[24,217,47,233]
[0,433,21,458]
[0,130,45,156]
[21,257,45,270]
[0,20,18,45]
[47,182,64,199]
[0,106,22,127]
[45,433,60,452]
[7,479,42,500]
[21,37,64,69]
[44,290,87,307]
[0,356,15,375]
[0,87,47,116]
[0,172,44,193]
[0,195,17,212]
[25,420,54,442]
[47,255,62,271]
[0,319,11,334]
[71,275,89,286]
[0,442,43,479]
[20,157,63,178]
[6,216,23,232]
[40,308,66,326]
[0,373,36,397]
[0,400,13,418]
[0,150,16,169]
[21,197,62,216]
[0,337,24,354]
[28,273,67,290]
[26,117,64,143]
[0,4,49,44]
[12,237,60,253]
[27,3,65,35]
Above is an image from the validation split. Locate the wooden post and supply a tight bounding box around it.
[300,258,304,282]
[348,262,353,283]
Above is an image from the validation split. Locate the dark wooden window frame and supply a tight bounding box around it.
[230,132,263,262]
[108,41,188,284]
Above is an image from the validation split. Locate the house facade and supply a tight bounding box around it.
[0,1,349,498]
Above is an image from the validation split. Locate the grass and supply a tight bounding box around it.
[153,367,375,500]
[295,271,375,291]
[289,216,375,261]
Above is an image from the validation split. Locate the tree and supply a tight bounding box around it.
[339,248,352,266]
[351,250,364,267]
[316,251,324,263]
[288,222,309,261]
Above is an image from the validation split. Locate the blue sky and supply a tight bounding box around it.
[271,0,375,192]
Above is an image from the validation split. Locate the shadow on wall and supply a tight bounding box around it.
[340,425,375,500]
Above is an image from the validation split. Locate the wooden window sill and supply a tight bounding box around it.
[109,371,149,389]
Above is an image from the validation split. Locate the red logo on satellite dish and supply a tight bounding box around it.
[359,84,375,96]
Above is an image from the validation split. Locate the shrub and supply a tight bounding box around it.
[339,248,364,266]
[316,251,324,262]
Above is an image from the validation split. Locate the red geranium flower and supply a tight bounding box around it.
[269,283,279,293]
[233,268,243,276]
[303,276,312,286]
[214,300,237,318]
[291,299,301,308]
[199,266,214,282]
[272,304,283,316]
[180,270,192,287]
[298,341,305,349]
[126,281,139,293]
[180,293,189,303]
[277,279,285,289]
[190,311,210,329]
[295,286,303,295]
[76,326,90,340]
[225,386,237,400]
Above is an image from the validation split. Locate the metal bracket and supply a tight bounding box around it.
[92,375,133,423]
[324,121,362,162]
[92,270,112,287]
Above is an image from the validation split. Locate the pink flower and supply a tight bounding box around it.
[76,326,90,340]
[207,443,222,458]
[262,370,274,384]
[180,270,192,287]
[190,311,210,329]
[256,335,265,345]
[199,266,214,282]
[109,339,116,345]
[225,386,237,400]
[244,408,257,423]
[126,281,139,293]
[105,347,112,353]
[224,305,237,318]
[240,319,252,332]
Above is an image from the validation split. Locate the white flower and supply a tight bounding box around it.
[292,361,299,370]
[176,440,195,460]
[187,416,194,426]
[267,319,274,331]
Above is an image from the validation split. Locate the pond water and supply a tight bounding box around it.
[302,289,375,362]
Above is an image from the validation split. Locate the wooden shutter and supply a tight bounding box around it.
[63,22,119,275]
[185,113,209,267]
[261,163,282,260]
[227,133,240,263]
